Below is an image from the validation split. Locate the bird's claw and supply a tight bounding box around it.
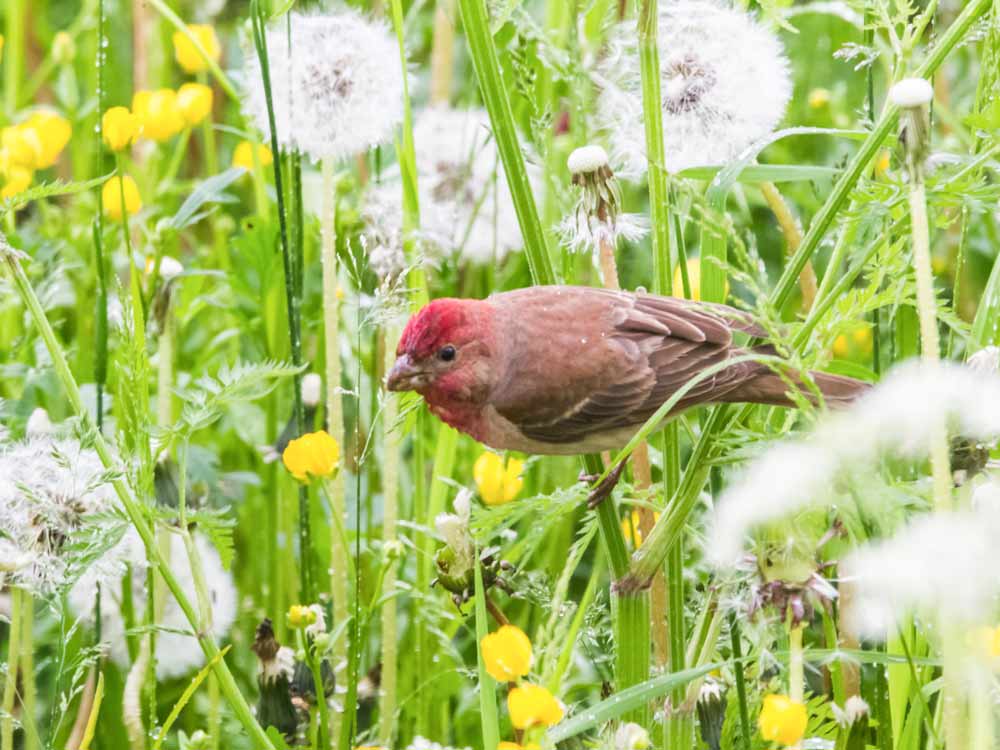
[586,460,627,509]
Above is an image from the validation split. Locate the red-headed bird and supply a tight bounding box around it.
[386,286,866,456]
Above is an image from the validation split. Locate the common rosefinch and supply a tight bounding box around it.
[387,286,867,456]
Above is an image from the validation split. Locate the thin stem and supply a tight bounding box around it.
[1,248,277,750]
[759,181,817,309]
[429,0,457,105]
[728,613,752,750]
[789,624,805,750]
[1,587,22,750]
[3,0,25,119]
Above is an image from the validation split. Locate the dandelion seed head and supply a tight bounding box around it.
[557,211,649,255]
[69,531,237,679]
[412,106,532,264]
[889,77,934,109]
[967,345,1000,375]
[361,184,407,282]
[841,506,1000,635]
[242,10,403,162]
[709,361,1000,564]
[597,0,791,177]
[567,144,609,175]
[0,435,120,594]
[25,407,53,437]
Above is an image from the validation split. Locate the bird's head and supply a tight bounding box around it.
[386,298,498,403]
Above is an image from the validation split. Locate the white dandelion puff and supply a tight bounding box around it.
[69,530,237,680]
[242,10,403,162]
[567,144,610,175]
[361,184,407,282]
[841,505,1000,635]
[301,373,322,409]
[0,435,121,594]
[888,77,934,109]
[413,106,533,264]
[597,0,791,177]
[709,361,1000,565]
[557,211,649,255]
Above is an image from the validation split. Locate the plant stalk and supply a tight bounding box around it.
[1,587,23,750]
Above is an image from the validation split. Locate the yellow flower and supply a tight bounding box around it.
[283,430,340,482]
[1,166,32,199]
[875,149,891,177]
[102,107,139,151]
[758,694,808,746]
[852,326,873,354]
[102,176,142,220]
[621,509,660,547]
[287,604,317,629]
[1,125,43,170]
[507,683,564,729]
[671,257,728,301]
[832,334,849,359]
[233,140,273,171]
[0,35,4,64]
[807,88,831,109]
[173,24,221,74]
[24,112,71,168]
[499,744,540,750]
[474,452,525,506]
[176,83,213,127]
[481,625,532,682]
[133,89,185,143]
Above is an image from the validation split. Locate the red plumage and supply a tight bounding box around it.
[387,286,867,455]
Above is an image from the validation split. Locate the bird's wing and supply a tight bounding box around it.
[490,288,757,445]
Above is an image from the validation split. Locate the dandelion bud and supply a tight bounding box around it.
[695,681,725,750]
[102,107,139,151]
[383,539,404,562]
[480,625,532,682]
[176,83,213,127]
[889,78,934,109]
[282,430,340,482]
[173,24,221,74]
[102,175,142,220]
[890,78,933,180]
[758,694,807,746]
[53,31,76,65]
[614,722,651,750]
[301,373,322,408]
[251,619,298,739]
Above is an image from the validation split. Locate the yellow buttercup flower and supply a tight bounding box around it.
[621,509,660,547]
[832,334,849,359]
[282,430,340,482]
[287,604,317,629]
[1,166,32,199]
[0,35,5,64]
[672,257,728,301]
[24,112,71,168]
[507,683,564,729]
[176,83,213,127]
[807,88,831,109]
[173,24,221,74]
[133,89,185,143]
[1,125,43,170]
[233,140,273,172]
[102,107,139,152]
[875,149,891,178]
[102,176,142,220]
[498,743,540,750]
[474,452,525,506]
[480,625,532,682]
[758,694,808,746]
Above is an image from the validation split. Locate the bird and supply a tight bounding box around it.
[386,285,867,500]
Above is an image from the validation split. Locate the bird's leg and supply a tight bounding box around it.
[586,459,627,509]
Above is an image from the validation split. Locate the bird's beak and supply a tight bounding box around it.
[386,354,425,392]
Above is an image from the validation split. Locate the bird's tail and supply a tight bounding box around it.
[720,369,870,409]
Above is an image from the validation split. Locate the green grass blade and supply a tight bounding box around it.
[474,553,501,750]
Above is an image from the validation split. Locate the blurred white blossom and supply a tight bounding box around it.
[597,0,791,176]
[69,531,237,679]
[709,361,1000,564]
[242,10,403,162]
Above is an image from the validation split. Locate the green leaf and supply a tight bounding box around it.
[170,168,246,230]
[0,174,108,216]
[970,250,1000,349]
[153,646,232,749]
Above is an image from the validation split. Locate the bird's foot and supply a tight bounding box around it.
[586,460,627,509]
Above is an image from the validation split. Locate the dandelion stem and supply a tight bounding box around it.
[1,587,23,750]
[788,623,805,750]
[0,248,277,750]
[728,613,752,750]
[430,0,456,105]
[3,0,25,119]
[321,157,349,741]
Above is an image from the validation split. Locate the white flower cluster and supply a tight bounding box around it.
[242,10,403,162]
[365,106,534,266]
[709,361,1000,564]
[69,531,237,679]
[597,0,791,176]
[0,435,121,594]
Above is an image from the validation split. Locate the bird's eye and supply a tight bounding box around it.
[438,345,456,362]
